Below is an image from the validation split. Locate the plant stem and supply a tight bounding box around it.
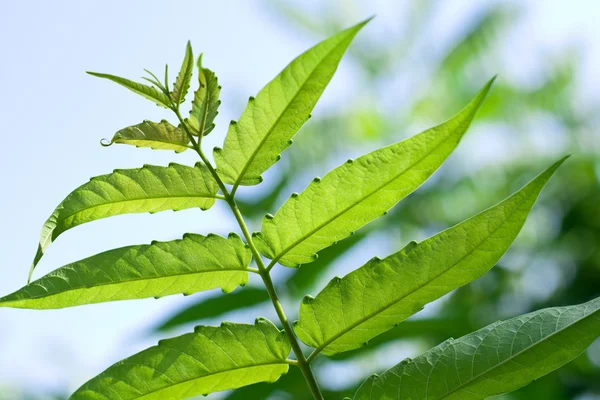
[172,107,324,400]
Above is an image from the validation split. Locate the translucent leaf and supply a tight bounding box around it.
[70,319,291,399]
[352,296,600,400]
[101,120,190,153]
[30,163,219,279]
[213,19,370,187]
[188,55,221,136]
[294,157,566,356]
[170,41,194,105]
[2,234,250,309]
[87,72,172,108]
[254,78,495,268]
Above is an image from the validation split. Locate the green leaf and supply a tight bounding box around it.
[71,319,291,399]
[294,157,566,356]
[155,287,270,331]
[87,72,172,108]
[188,55,221,136]
[213,18,370,187]
[30,163,219,280]
[352,295,600,400]
[171,41,194,105]
[2,234,250,309]
[101,120,190,153]
[253,78,495,268]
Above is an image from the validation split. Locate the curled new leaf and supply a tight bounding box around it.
[102,120,190,152]
[71,319,292,399]
[214,19,370,187]
[353,296,600,400]
[294,157,566,356]
[30,163,219,280]
[188,55,221,136]
[254,78,495,268]
[87,71,172,108]
[2,233,250,309]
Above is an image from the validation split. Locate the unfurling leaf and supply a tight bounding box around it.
[30,163,219,279]
[3,233,250,309]
[87,71,172,108]
[71,319,291,399]
[294,157,566,355]
[102,120,190,152]
[254,78,495,268]
[352,295,600,400]
[188,55,221,136]
[214,18,370,187]
[171,41,194,105]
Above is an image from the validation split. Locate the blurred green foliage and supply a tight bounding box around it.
[157,1,599,399]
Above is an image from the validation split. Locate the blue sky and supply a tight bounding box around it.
[0,0,599,397]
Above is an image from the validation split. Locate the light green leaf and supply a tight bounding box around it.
[2,234,250,309]
[188,55,221,136]
[213,19,370,187]
[254,78,495,268]
[71,319,291,399]
[352,296,600,400]
[294,158,566,356]
[101,120,190,153]
[171,41,194,105]
[30,163,219,280]
[87,71,172,108]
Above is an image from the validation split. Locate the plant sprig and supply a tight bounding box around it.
[2,18,597,400]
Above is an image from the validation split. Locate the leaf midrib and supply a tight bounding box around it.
[310,179,539,355]
[58,193,219,228]
[2,267,250,304]
[232,33,352,188]
[434,306,600,400]
[269,120,467,267]
[85,361,288,400]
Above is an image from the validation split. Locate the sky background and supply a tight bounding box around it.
[0,0,599,398]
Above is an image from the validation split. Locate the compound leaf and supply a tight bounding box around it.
[254,78,495,268]
[171,41,194,105]
[101,120,190,153]
[2,234,250,309]
[188,55,221,136]
[71,319,291,399]
[213,19,370,187]
[352,296,600,400]
[87,71,172,108]
[30,163,219,279]
[294,157,566,356]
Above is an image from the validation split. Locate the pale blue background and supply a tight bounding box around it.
[0,0,599,398]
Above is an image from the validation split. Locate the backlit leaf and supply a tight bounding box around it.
[188,55,221,136]
[254,78,495,268]
[2,234,250,309]
[213,19,370,187]
[294,157,566,355]
[71,319,291,399]
[352,295,600,400]
[101,120,190,153]
[30,163,219,279]
[171,41,194,105]
[87,71,172,108]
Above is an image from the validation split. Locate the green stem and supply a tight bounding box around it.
[172,108,324,400]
